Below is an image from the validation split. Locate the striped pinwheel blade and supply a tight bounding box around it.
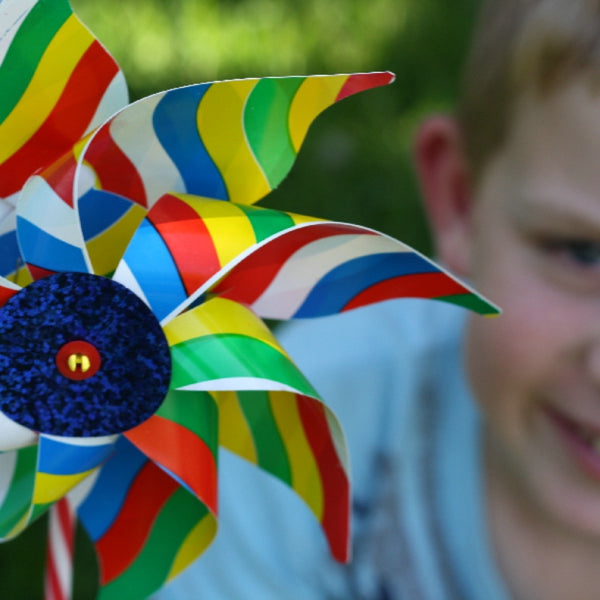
[209,221,501,319]
[0,276,20,307]
[75,437,216,600]
[217,389,350,561]
[112,193,317,322]
[163,296,318,397]
[124,389,219,522]
[16,173,93,278]
[0,434,115,540]
[0,0,128,279]
[73,73,394,219]
[0,446,36,540]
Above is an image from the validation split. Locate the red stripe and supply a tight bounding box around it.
[213,223,371,305]
[0,41,119,199]
[95,461,178,585]
[56,498,76,556]
[44,547,65,600]
[148,195,221,295]
[41,151,78,207]
[296,395,350,562]
[335,71,394,101]
[26,264,56,281]
[84,125,147,207]
[342,271,469,311]
[125,415,218,514]
[0,286,18,307]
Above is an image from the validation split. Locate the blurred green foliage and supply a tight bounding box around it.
[0,0,480,598]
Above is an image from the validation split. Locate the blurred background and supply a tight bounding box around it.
[0,0,480,597]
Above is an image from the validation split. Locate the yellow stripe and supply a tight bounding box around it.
[175,194,257,268]
[269,392,324,519]
[7,511,31,540]
[216,391,258,464]
[163,297,288,355]
[288,75,348,153]
[33,469,95,505]
[87,203,146,276]
[288,211,324,226]
[196,80,271,205]
[0,15,94,163]
[167,513,217,580]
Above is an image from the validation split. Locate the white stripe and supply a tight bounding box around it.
[0,0,37,65]
[107,91,186,208]
[0,450,17,510]
[83,70,128,136]
[18,176,86,247]
[42,433,117,447]
[0,199,15,227]
[66,469,100,510]
[0,275,20,291]
[177,377,314,396]
[0,411,36,449]
[47,502,74,597]
[112,259,151,306]
[251,233,410,318]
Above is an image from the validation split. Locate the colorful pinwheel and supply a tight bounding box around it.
[0,1,500,599]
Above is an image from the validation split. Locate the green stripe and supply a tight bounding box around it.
[237,203,296,243]
[0,447,37,538]
[440,293,500,316]
[237,391,291,485]
[98,488,210,600]
[0,0,72,124]
[170,333,317,398]
[155,390,219,459]
[244,77,304,188]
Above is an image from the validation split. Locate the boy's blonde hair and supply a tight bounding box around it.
[457,0,600,183]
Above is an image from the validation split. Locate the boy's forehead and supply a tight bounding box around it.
[478,77,600,223]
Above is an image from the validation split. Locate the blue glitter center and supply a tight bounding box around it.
[0,273,171,436]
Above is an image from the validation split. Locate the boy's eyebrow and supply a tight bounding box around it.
[511,192,600,233]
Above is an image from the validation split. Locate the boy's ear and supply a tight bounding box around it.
[414,116,475,278]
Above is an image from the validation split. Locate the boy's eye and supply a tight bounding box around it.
[560,240,600,266]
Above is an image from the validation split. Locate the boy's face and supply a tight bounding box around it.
[464,78,600,533]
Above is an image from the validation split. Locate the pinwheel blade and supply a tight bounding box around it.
[217,389,351,561]
[0,0,128,280]
[0,446,36,540]
[112,193,316,321]
[0,276,20,308]
[0,0,127,200]
[76,437,216,600]
[32,434,117,513]
[125,389,219,517]
[163,296,318,397]
[16,174,92,278]
[73,73,394,214]
[209,221,501,319]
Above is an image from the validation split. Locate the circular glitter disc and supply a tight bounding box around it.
[0,272,171,437]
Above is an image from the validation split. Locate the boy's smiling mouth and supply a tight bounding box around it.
[544,404,600,477]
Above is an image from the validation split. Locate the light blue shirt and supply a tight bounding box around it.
[154,299,511,599]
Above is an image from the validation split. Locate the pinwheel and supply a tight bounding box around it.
[0,1,500,599]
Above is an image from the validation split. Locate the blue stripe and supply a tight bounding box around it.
[122,218,187,320]
[16,217,88,272]
[0,230,20,277]
[78,189,134,241]
[153,86,228,200]
[294,252,438,318]
[38,436,115,475]
[77,437,147,541]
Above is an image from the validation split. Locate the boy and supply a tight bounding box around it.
[156,0,600,598]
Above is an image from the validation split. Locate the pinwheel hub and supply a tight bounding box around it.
[0,272,171,437]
